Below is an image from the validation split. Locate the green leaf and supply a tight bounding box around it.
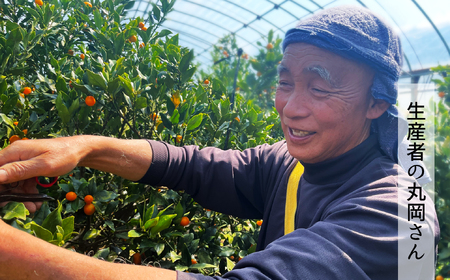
[94,190,118,202]
[83,229,100,240]
[160,113,172,130]
[186,113,203,131]
[107,77,121,94]
[144,204,157,223]
[31,222,53,242]
[135,96,147,110]
[119,75,134,96]
[179,50,194,73]
[150,214,176,236]
[144,217,159,230]
[61,216,74,241]
[56,76,68,93]
[170,109,180,124]
[68,98,80,116]
[190,263,217,269]
[94,248,110,260]
[128,229,143,238]
[42,201,63,234]
[156,29,172,38]
[152,4,161,21]
[56,94,70,124]
[0,113,15,128]
[226,257,235,270]
[104,220,115,231]
[86,69,107,90]
[180,66,196,83]
[0,202,29,220]
[94,9,103,29]
[155,243,165,255]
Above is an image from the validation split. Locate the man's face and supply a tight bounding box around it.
[275,43,375,164]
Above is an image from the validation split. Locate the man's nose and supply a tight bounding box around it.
[283,89,311,120]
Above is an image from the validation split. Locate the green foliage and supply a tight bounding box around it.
[433,65,450,277]
[0,0,282,276]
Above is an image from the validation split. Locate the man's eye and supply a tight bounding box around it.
[312,88,329,93]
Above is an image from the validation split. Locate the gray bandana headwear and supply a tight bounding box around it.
[282,5,431,185]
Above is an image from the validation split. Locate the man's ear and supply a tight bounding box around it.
[366,98,391,120]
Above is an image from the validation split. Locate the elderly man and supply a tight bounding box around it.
[0,5,439,280]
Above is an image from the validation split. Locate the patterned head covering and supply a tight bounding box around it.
[282,5,430,184]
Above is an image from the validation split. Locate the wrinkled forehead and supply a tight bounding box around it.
[278,43,375,88]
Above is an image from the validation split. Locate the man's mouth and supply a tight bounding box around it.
[290,128,315,137]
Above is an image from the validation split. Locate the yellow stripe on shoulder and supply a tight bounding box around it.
[284,162,304,235]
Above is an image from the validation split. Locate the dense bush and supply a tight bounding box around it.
[432,65,450,278]
[0,0,283,276]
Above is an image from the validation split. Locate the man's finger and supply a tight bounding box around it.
[0,159,49,184]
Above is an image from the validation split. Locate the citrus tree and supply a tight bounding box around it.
[0,0,284,276]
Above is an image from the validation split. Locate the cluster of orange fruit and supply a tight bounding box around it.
[266,43,274,50]
[10,122,29,144]
[35,0,43,6]
[241,53,249,59]
[84,1,92,8]
[65,192,95,215]
[138,21,147,31]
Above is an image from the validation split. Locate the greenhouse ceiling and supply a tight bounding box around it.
[128,0,450,81]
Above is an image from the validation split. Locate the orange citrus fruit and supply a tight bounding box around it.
[266,43,274,49]
[180,216,190,226]
[438,91,445,98]
[223,50,229,57]
[151,113,157,121]
[176,135,182,143]
[141,26,147,31]
[84,204,95,215]
[171,94,181,109]
[66,191,77,201]
[235,117,240,122]
[204,79,210,85]
[133,252,142,265]
[13,121,18,126]
[256,220,263,226]
[129,35,137,42]
[22,129,28,135]
[23,87,32,95]
[84,195,94,204]
[139,42,145,48]
[191,259,197,265]
[22,137,29,140]
[80,53,85,59]
[85,96,96,106]
[9,135,20,144]
[35,0,43,6]
[436,276,444,280]
[84,2,92,7]
[138,22,145,29]
[68,49,74,56]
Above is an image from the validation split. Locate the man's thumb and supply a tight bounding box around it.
[0,170,8,183]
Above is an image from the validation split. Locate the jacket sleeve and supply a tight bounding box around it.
[138,140,293,219]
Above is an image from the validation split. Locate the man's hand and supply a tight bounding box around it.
[0,137,84,184]
[0,178,42,213]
